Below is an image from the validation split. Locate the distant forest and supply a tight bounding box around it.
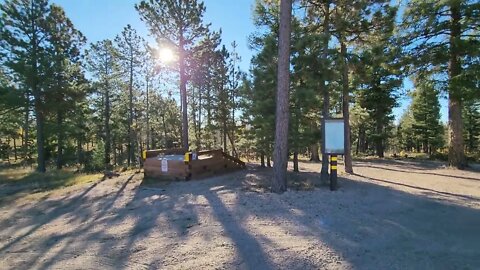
[0,0,479,173]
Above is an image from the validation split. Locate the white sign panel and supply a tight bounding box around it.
[161,159,168,172]
[324,119,345,154]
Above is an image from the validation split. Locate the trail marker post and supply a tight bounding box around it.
[322,118,345,191]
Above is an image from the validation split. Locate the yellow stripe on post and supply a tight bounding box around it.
[331,165,337,170]
[142,150,146,160]
[184,152,190,163]
[331,156,337,161]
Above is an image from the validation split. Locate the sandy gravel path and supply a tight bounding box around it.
[0,159,479,269]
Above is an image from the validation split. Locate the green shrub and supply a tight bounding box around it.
[84,141,105,172]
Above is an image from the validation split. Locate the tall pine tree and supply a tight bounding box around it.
[136,0,209,150]
[401,0,480,168]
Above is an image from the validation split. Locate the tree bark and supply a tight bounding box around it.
[113,136,117,165]
[227,131,237,157]
[375,121,384,158]
[104,85,111,170]
[260,153,265,168]
[13,136,17,161]
[272,0,292,193]
[146,74,150,150]
[56,110,64,169]
[197,86,202,150]
[359,127,366,153]
[23,95,30,160]
[341,41,353,174]
[161,114,168,147]
[34,102,46,172]
[355,128,361,155]
[30,6,45,173]
[206,82,212,150]
[447,3,466,169]
[320,0,331,183]
[293,151,299,172]
[151,128,156,149]
[293,109,300,172]
[128,57,134,166]
[223,120,227,152]
[310,144,320,162]
[76,139,83,165]
[179,33,189,150]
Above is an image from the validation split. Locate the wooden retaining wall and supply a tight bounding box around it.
[143,148,246,180]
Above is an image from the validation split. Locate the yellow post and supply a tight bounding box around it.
[330,155,338,191]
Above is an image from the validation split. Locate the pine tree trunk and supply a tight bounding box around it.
[113,136,117,165]
[13,136,17,161]
[272,0,292,193]
[76,139,82,165]
[119,144,123,162]
[267,155,272,168]
[320,1,331,183]
[310,144,320,162]
[161,114,168,147]
[227,131,238,157]
[128,59,134,166]
[151,128,156,149]
[179,33,189,150]
[293,151,299,172]
[56,110,64,170]
[447,3,466,169]
[23,96,30,160]
[30,14,45,172]
[197,86,202,150]
[34,102,46,172]
[104,86,111,170]
[32,91,45,172]
[223,120,227,152]
[293,110,300,172]
[146,75,150,150]
[206,83,212,150]
[360,127,367,153]
[356,128,360,155]
[191,89,198,149]
[468,129,474,152]
[341,41,353,174]
[260,153,265,168]
[376,121,384,158]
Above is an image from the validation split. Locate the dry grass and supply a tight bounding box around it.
[0,167,103,199]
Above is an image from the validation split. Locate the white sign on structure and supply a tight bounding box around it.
[323,118,345,154]
[161,159,168,172]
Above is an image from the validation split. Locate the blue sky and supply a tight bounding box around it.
[51,0,447,124]
[52,0,255,71]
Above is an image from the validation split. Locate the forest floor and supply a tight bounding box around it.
[0,158,479,270]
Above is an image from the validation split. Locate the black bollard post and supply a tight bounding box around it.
[330,154,337,191]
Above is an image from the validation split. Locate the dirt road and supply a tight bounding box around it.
[1,159,479,269]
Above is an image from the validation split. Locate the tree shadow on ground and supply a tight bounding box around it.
[354,172,480,203]
[0,169,103,204]
[1,165,479,269]
[355,158,447,170]
[0,178,103,255]
[355,157,480,172]
[354,163,480,182]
